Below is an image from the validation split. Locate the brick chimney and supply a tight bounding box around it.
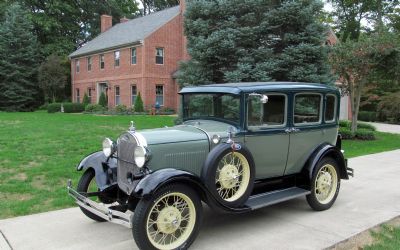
[101,14,112,33]
[180,0,190,60]
[120,17,129,23]
[180,0,186,13]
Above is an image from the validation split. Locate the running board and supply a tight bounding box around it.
[245,187,310,210]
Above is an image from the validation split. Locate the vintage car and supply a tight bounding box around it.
[68,82,353,250]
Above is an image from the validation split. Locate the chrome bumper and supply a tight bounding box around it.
[67,180,132,228]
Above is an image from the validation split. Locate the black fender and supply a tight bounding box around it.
[76,151,117,191]
[302,143,348,188]
[132,168,251,213]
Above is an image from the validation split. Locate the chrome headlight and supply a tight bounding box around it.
[134,145,148,168]
[102,138,115,157]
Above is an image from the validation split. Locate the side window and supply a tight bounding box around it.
[248,94,286,129]
[294,94,322,125]
[325,95,337,123]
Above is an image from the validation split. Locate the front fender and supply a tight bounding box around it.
[77,151,117,190]
[303,143,348,184]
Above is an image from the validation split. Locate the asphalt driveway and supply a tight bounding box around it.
[1,149,400,250]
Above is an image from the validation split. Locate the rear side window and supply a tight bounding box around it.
[294,94,322,125]
[325,95,337,123]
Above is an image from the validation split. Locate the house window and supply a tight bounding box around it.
[75,59,80,73]
[156,85,164,106]
[114,50,120,67]
[294,93,322,125]
[87,88,92,103]
[115,86,121,105]
[100,54,105,69]
[87,57,92,71]
[76,88,80,103]
[131,48,137,64]
[325,95,337,122]
[156,48,164,64]
[131,85,137,105]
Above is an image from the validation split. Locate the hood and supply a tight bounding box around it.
[139,120,234,145]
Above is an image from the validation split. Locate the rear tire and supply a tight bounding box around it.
[306,157,340,211]
[132,184,202,250]
[77,169,106,222]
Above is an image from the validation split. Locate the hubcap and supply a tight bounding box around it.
[315,164,338,204]
[215,152,250,202]
[146,193,196,250]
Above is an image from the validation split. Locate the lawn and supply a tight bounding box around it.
[0,111,175,219]
[0,112,400,219]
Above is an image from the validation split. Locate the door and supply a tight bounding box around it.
[244,93,289,179]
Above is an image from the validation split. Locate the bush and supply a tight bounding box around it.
[377,92,400,123]
[339,120,351,128]
[114,104,127,113]
[98,92,108,107]
[357,122,376,131]
[358,111,377,122]
[85,104,105,112]
[339,127,353,140]
[47,103,62,113]
[134,92,144,112]
[82,93,90,107]
[63,103,85,113]
[355,129,376,140]
[38,103,48,110]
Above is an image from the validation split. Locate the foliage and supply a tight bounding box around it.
[98,92,108,107]
[63,103,85,113]
[114,104,128,113]
[355,129,376,140]
[38,54,68,103]
[0,3,41,111]
[85,104,106,113]
[139,0,179,15]
[134,92,144,112]
[339,120,376,140]
[178,0,333,86]
[47,103,62,113]
[365,224,400,250]
[0,112,175,219]
[82,93,90,107]
[377,91,400,123]
[358,111,377,122]
[339,127,353,140]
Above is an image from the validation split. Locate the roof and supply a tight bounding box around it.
[179,82,338,95]
[69,6,180,58]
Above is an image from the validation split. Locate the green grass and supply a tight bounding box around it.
[0,112,399,219]
[365,224,400,250]
[0,111,175,219]
[342,132,400,158]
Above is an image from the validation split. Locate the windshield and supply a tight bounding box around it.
[182,93,240,124]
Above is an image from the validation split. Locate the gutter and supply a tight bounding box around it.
[69,40,143,59]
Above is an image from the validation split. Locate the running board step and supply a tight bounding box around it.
[245,187,310,210]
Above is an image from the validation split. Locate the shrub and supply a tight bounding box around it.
[47,103,62,113]
[85,104,105,112]
[377,92,400,123]
[115,104,127,113]
[63,103,85,113]
[82,93,90,107]
[339,127,353,140]
[358,111,377,122]
[355,129,376,140]
[38,103,48,110]
[134,92,144,112]
[98,92,108,107]
[339,120,351,128]
[357,122,376,131]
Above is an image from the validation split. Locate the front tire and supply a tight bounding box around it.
[77,169,106,222]
[132,184,203,250]
[306,157,340,211]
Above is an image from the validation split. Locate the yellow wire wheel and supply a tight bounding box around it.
[133,184,202,250]
[216,152,251,202]
[306,157,340,211]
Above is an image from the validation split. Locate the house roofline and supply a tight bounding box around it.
[69,40,143,59]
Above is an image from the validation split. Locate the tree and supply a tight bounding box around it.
[82,93,90,107]
[178,0,333,86]
[98,92,108,107]
[139,0,179,15]
[134,92,144,112]
[38,54,68,103]
[329,33,399,133]
[0,4,41,111]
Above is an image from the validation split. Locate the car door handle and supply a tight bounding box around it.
[285,128,300,133]
[285,128,292,133]
[292,128,300,133]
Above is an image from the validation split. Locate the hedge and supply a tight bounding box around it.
[63,103,85,113]
[47,103,62,113]
[358,111,377,122]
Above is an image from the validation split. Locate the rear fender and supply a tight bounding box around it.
[77,151,117,190]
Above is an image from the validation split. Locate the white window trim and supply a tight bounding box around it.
[156,48,164,65]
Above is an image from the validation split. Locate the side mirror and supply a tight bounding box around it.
[249,93,268,104]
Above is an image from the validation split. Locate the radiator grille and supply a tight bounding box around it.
[117,132,139,193]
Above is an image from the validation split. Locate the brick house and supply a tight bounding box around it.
[69,2,188,111]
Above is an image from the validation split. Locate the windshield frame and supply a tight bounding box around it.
[181,92,243,126]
